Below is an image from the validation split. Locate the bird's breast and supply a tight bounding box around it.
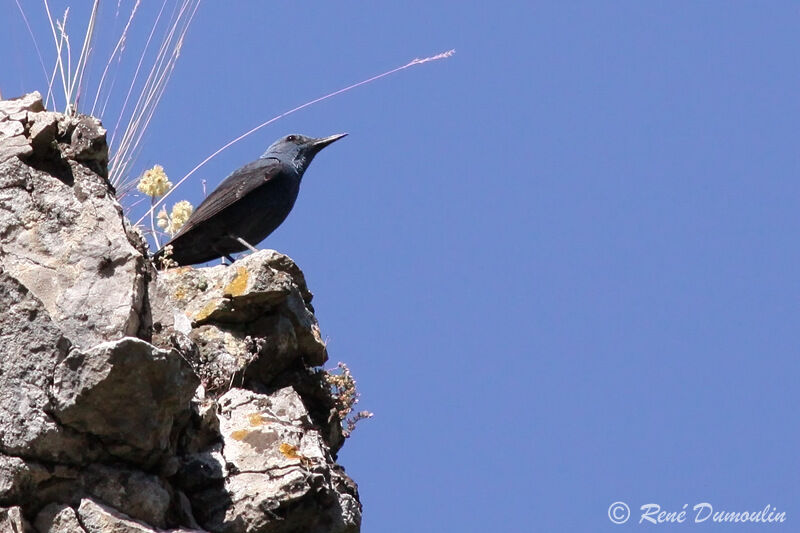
[232,174,300,244]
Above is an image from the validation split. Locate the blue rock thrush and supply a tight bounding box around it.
[154,133,346,267]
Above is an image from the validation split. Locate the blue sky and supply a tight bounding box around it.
[3,2,799,531]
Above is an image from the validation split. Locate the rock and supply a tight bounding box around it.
[184,324,257,393]
[27,111,60,149]
[0,92,144,351]
[191,388,360,533]
[75,498,205,533]
[62,116,109,174]
[51,337,198,461]
[152,250,327,390]
[78,499,152,533]
[0,92,45,118]
[0,153,146,349]
[175,448,227,492]
[36,500,208,533]
[81,465,172,528]
[0,132,32,164]
[174,490,203,531]
[153,250,314,323]
[179,389,220,456]
[0,272,98,464]
[0,453,51,501]
[0,506,34,532]
[0,120,25,139]
[34,503,85,533]
[217,387,322,472]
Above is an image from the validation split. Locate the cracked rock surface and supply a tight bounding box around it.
[0,92,360,532]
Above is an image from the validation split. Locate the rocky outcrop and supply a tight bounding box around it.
[0,92,360,532]
[0,92,141,350]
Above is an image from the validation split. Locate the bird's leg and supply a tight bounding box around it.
[224,254,236,264]
[233,236,259,254]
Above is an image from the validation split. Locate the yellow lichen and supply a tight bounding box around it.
[193,299,223,322]
[279,442,313,467]
[279,443,301,459]
[248,412,267,426]
[223,267,249,297]
[173,286,187,301]
[230,429,249,441]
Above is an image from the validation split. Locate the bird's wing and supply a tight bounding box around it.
[170,157,284,239]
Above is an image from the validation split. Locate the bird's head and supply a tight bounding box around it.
[261,133,347,171]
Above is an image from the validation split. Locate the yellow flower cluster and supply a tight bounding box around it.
[137,165,172,197]
[170,200,193,231]
[156,244,178,269]
[157,200,194,236]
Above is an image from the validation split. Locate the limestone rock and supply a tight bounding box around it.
[190,388,360,533]
[175,448,228,492]
[80,465,172,528]
[77,499,155,533]
[75,498,206,533]
[152,250,327,390]
[0,91,45,118]
[0,92,41,164]
[51,337,198,460]
[34,503,85,533]
[0,454,51,501]
[0,272,98,464]
[0,506,34,532]
[0,92,144,351]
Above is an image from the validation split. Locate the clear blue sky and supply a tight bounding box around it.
[3,2,799,531]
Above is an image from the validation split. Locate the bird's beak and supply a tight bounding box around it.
[310,133,348,151]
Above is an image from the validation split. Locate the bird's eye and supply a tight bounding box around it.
[286,135,297,142]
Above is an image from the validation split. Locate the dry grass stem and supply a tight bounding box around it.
[91,0,141,116]
[135,48,456,225]
[110,0,200,187]
[68,0,100,113]
[109,0,170,149]
[13,0,51,107]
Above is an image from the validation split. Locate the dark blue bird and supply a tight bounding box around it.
[154,133,346,267]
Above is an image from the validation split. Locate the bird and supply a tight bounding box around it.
[153,133,347,267]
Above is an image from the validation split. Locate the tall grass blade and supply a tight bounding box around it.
[135,49,456,225]
[68,0,100,113]
[111,0,200,187]
[14,0,51,107]
[91,0,141,116]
